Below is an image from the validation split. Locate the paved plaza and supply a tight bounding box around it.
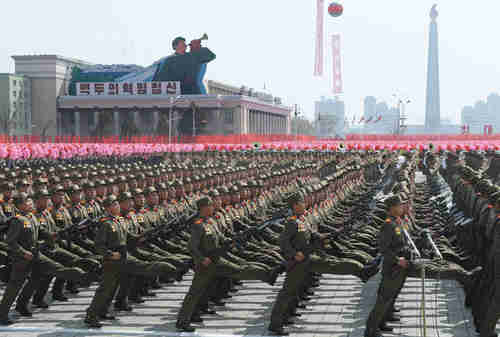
[0,271,479,337]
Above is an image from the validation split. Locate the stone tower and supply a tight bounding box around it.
[425,4,441,130]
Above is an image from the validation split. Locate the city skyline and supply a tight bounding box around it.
[1,1,499,125]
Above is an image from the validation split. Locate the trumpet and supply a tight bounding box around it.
[190,33,208,44]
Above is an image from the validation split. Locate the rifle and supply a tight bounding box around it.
[56,218,100,238]
[0,216,14,234]
[205,220,276,264]
[285,229,344,272]
[133,211,197,246]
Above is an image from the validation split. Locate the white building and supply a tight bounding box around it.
[314,96,345,138]
[0,73,32,135]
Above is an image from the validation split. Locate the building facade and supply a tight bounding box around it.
[314,96,345,138]
[11,55,291,138]
[461,93,500,134]
[0,73,32,135]
[12,55,90,136]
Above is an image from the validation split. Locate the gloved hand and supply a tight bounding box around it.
[190,39,201,52]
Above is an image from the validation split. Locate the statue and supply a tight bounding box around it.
[430,4,438,21]
[152,34,216,95]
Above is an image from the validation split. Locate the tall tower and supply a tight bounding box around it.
[425,4,441,130]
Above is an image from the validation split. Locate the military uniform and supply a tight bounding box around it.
[0,196,85,324]
[177,207,273,330]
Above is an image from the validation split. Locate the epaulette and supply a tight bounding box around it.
[194,218,203,225]
[100,217,111,222]
[289,216,297,220]
[385,218,392,223]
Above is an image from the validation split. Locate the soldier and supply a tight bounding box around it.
[268,192,368,335]
[85,194,181,328]
[176,196,277,332]
[478,195,500,337]
[0,192,85,325]
[32,188,100,308]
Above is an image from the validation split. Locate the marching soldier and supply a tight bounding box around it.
[0,193,85,325]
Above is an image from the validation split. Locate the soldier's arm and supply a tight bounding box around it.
[6,218,29,258]
[380,221,398,265]
[494,224,500,279]
[189,222,204,265]
[280,219,298,260]
[95,221,112,258]
[192,48,216,64]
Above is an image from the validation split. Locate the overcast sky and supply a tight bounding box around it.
[1,0,499,124]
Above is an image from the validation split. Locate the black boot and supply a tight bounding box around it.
[176,322,195,332]
[268,325,289,336]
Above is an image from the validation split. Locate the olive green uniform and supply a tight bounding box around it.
[0,213,85,319]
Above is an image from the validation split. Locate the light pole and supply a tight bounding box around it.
[392,94,411,137]
[191,102,196,138]
[294,104,301,143]
[169,95,182,144]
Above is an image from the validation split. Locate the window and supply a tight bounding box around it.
[224,109,233,123]
[12,91,16,98]
[13,80,17,86]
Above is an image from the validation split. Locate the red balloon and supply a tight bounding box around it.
[328,2,343,17]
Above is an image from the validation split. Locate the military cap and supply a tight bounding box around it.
[16,179,30,187]
[69,185,82,194]
[156,182,167,191]
[118,191,133,202]
[117,175,128,183]
[95,180,106,186]
[384,195,402,209]
[82,181,95,189]
[34,189,51,199]
[144,186,157,195]
[218,186,230,194]
[132,188,144,196]
[33,177,48,186]
[208,189,220,198]
[0,181,15,191]
[102,194,119,207]
[6,172,17,179]
[13,192,30,206]
[52,184,65,193]
[287,192,305,207]
[196,196,213,209]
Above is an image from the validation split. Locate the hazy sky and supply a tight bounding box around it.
[1,0,499,124]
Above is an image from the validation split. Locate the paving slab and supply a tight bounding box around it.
[0,270,484,337]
